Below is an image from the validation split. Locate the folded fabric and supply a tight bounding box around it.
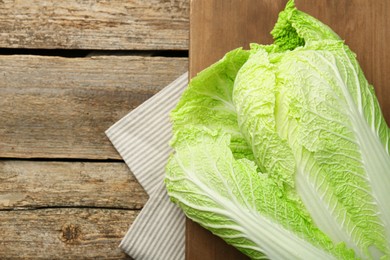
[106,72,188,260]
[120,183,185,260]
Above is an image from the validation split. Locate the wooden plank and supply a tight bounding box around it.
[188,0,390,259]
[0,160,148,210]
[189,0,284,77]
[0,208,136,259]
[0,55,188,159]
[0,0,189,50]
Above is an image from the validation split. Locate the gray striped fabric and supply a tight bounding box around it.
[105,72,188,260]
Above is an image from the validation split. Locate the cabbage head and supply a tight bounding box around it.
[165,1,390,259]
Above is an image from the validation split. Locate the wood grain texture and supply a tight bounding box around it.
[0,55,188,159]
[189,0,285,78]
[0,208,136,259]
[0,160,146,258]
[0,0,189,50]
[188,0,390,259]
[0,160,148,210]
[0,1,189,259]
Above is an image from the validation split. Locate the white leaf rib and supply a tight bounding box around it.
[169,138,335,259]
[289,50,390,256]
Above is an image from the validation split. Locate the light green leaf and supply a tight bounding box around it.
[170,48,252,160]
[166,128,354,259]
[266,3,390,258]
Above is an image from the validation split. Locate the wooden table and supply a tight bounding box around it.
[188,0,390,259]
[0,1,188,258]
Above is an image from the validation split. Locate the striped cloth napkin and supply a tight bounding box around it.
[106,73,188,260]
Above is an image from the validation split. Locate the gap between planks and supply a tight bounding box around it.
[0,160,145,258]
[0,48,189,58]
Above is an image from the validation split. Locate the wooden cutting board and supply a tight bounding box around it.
[188,0,390,259]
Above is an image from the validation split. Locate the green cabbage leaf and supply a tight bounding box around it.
[165,1,390,259]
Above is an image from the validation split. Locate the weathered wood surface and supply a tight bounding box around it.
[188,0,390,259]
[0,0,189,258]
[0,55,188,159]
[0,0,189,50]
[0,208,136,259]
[0,160,147,258]
[0,160,148,210]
